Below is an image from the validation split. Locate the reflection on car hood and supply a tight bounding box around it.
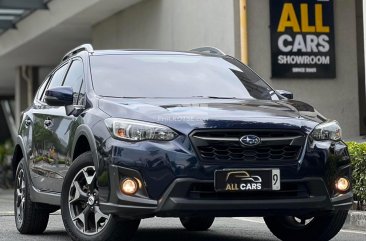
[98,98,326,135]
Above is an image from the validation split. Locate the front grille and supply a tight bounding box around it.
[195,131,301,138]
[198,144,301,161]
[188,182,309,200]
[190,130,305,163]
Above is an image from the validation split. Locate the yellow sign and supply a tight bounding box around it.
[277,3,329,33]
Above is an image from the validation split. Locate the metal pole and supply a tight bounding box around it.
[240,0,249,64]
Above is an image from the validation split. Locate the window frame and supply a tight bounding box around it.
[35,76,51,103]
[62,57,86,107]
[39,61,70,104]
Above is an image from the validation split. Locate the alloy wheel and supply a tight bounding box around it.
[15,169,26,226]
[68,166,110,235]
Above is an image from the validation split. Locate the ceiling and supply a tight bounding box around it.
[0,0,50,35]
[0,0,142,96]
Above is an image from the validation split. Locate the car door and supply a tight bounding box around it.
[23,76,49,192]
[31,59,85,193]
[31,63,70,192]
[50,58,86,192]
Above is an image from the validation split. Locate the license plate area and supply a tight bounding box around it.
[214,169,280,192]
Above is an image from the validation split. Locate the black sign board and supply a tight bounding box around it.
[270,0,335,78]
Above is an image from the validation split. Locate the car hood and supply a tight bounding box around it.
[98,98,326,135]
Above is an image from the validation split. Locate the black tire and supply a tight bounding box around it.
[14,159,50,234]
[264,211,348,241]
[61,152,140,241]
[180,217,215,231]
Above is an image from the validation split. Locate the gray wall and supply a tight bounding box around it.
[92,0,237,56]
[247,0,359,138]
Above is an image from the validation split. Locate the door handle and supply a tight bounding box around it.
[44,119,53,128]
[24,118,31,127]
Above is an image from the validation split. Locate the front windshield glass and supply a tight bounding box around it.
[90,54,279,100]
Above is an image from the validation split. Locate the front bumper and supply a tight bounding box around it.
[100,165,353,219]
[96,126,353,218]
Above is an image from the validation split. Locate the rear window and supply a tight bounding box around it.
[90,54,278,100]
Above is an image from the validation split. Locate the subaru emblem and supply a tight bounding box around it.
[240,135,261,146]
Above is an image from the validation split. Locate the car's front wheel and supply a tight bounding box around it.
[180,217,215,231]
[264,211,348,241]
[61,152,140,241]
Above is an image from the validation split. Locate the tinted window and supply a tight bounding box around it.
[90,54,278,100]
[36,77,50,101]
[62,60,84,105]
[77,81,86,105]
[48,64,68,89]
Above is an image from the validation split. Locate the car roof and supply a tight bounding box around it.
[90,49,225,57]
[62,44,228,62]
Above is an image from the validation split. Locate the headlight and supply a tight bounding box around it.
[105,118,178,141]
[311,120,342,141]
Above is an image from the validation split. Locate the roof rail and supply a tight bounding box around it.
[190,47,226,56]
[62,44,94,61]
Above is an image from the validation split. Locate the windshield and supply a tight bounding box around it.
[90,54,279,100]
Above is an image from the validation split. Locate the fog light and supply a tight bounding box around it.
[335,177,350,192]
[120,178,138,195]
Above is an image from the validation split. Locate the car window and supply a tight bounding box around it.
[90,54,278,100]
[77,81,86,105]
[41,64,68,102]
[62,60,84,105]
[48,64,69,89]
[36,76,50,102]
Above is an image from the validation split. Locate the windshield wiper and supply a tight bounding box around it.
[101,96,154,98]
[191,96,240,99]
[101,95,241,99]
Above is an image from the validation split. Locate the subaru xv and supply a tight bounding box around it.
[13,44,352,241]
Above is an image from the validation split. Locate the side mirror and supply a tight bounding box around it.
[276,90,294,100]
[45,86,73,106]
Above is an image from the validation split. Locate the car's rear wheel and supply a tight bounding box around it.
[61,152,140,241]
[14,159,50,234]
[180,217,215,231]
[264,211,348,241]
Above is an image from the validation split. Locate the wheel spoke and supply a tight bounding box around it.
[17,175,22,188]
[16,189,22,206]
[21,175,25,187]
[21,179,26,193]
[93,206,109,232]
[70,181,88,204]
[82,168,96,186]
[72,205,91,233]
[19,197,25,217]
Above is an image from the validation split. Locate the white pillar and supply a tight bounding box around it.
[14,66,38,128]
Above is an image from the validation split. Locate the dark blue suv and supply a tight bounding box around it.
[12,44,352,241]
